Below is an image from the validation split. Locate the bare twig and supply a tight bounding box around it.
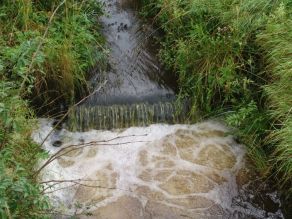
[40,178,102,193]
[34,133,147,176]
[39,80,107,148]
[40,178,101,184]
[42,179,131,195]
[48,140,148,163]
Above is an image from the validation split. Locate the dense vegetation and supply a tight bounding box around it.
[0,0,104,217]
[140,0,291,196]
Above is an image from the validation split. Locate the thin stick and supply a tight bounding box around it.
[39,80,107,147]
[34,134,147,176]
[40,178,101,184]
[43,180,130,195]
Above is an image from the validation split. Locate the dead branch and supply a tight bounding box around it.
[34,133,148,176]
[38,79,107,148]
[43,179,131,195]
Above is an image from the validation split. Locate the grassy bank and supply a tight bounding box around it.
[140,0,291,194]
[0,0,104,217]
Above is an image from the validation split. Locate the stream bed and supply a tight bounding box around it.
[33,0,285,218]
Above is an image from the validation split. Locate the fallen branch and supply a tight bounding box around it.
[40,178,101,184]
[42,178,132,195]
[34,133,148,176]
[39,79,107,147]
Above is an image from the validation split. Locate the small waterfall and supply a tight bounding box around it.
[32,0,285,217]
[66,0,183,132]
[67,100,190,131]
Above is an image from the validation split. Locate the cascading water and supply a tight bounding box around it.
[68,100,191,131]
[67,0,182,131]
[33,0,285,218]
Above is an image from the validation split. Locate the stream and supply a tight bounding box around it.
[33,0,284,218]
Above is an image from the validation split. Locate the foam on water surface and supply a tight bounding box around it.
[33,119,283,218]
[31,0,285,217]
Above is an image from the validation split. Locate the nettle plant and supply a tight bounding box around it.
[0,82,49,218]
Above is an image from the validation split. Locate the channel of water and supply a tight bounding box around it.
[33,0,284,218]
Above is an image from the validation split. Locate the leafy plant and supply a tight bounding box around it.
[0,0,107,217]
[0,0,106,114]
[0,82,49,218]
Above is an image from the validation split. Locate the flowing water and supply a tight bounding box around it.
[33,0,285,218]
[34,120,283,218]
[67,0,181,131]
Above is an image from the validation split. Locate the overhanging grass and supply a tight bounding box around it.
[140,0,292,192]
[0,0,106,113]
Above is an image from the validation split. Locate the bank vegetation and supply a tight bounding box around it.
[0,0,105,217]
[140,0,292,200]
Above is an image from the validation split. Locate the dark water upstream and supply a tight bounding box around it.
[33,0,286,218]
[68,0,183,131]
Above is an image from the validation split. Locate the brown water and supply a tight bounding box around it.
[33,120,284,219]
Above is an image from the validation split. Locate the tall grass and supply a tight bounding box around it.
[140,0,292,192]
[142,0,277,112]
[0,0,106,113]
[0,0,106,217]
[257,4,292,187]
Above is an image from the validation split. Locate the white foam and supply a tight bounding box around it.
[32,119,283,218]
